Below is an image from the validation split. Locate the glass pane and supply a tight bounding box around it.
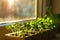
[0,0,37,23]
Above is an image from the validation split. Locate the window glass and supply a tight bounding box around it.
[0,0,37,23]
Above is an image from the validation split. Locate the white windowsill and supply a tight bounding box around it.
[0,17,36,27]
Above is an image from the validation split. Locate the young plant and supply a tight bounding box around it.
[5,15,56,37]
[36,16,56,31]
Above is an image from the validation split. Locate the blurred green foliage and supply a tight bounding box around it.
[5,16,56,37]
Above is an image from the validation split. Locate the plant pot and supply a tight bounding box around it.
[5,29,55,40]
[5,32,41,40]
[55,24,60,33]
[45,29,56,40]
[40,29,56,40]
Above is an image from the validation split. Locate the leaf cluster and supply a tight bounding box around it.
[5,16,56,37]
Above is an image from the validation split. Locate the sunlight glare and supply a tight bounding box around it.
[7,0,14,6]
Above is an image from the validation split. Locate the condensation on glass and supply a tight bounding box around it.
[0,0,37,23]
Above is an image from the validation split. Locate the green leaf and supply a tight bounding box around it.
[5,25,11,30]
[50,20,52,23]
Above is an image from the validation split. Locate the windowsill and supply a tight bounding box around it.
[0,17,36,27]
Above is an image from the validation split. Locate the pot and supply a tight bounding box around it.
[5,29,56,40]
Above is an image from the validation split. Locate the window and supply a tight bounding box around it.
[0,0,47,25]
[0,0,37,24]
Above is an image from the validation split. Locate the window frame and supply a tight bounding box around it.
[0,0,37,24]
[0,0,47,26]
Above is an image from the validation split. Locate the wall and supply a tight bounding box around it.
[37,0,47,17]
[37,0,42,17]
[43,0,46,17]
[51,0,60,14]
